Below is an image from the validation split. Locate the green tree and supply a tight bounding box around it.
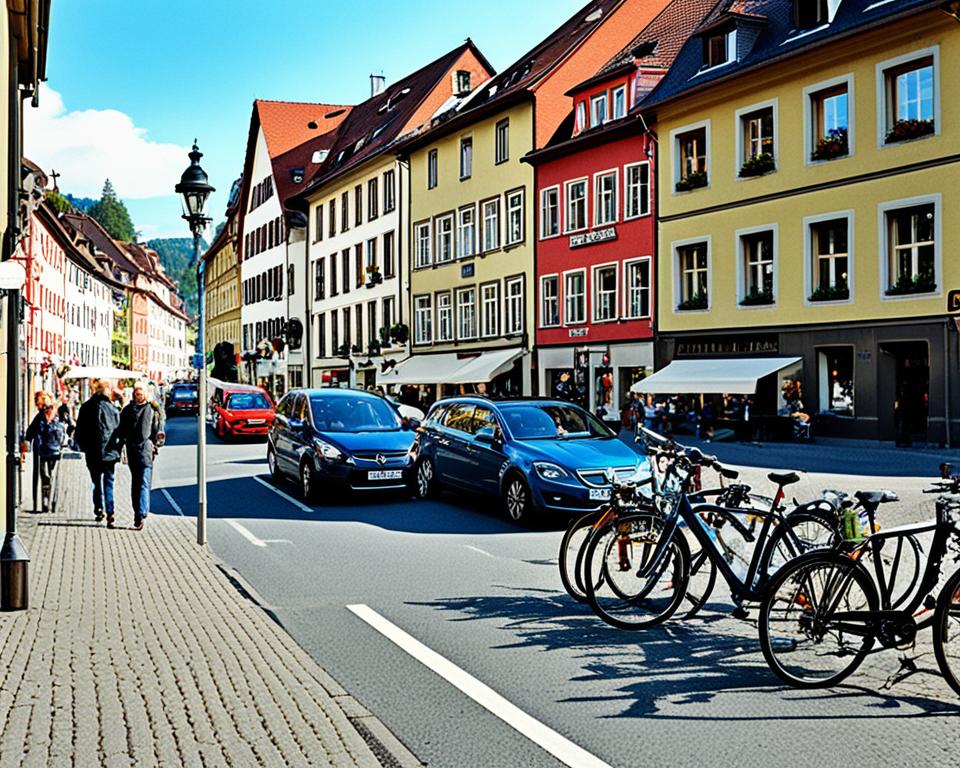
[87,178,136,242]
[45,189,72,214]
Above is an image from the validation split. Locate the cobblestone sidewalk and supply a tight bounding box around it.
[0,455,419,767]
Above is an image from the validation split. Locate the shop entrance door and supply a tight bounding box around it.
[880,342,929,445]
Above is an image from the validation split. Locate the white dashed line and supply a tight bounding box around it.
[253,475,313,513]
[347,604,612,768]
[160,489,184,517]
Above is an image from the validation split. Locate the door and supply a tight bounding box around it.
[275,393,304,473]
[467,405,506,496]
[435,403,475,487]
[881,342,929,445]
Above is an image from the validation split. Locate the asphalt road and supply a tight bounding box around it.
[153,415,960,768]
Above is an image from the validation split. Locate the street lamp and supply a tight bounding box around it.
[176,141,214,546]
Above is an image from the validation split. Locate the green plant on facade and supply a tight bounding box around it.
[675,170,708,192]
[740,286,774,306]
[885,271,936,296]
[677,293,708,311]
[811,128,848,161]
[809,284,850,302]
[884,118,935,144]
[111,298,131,368]
[739,152,776,178]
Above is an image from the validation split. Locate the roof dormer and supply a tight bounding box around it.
[794,0,840,33]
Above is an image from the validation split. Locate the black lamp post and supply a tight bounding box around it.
[175,141,214,545]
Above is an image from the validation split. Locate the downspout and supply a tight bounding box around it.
[945,320,952,447]
[304,219,312,389]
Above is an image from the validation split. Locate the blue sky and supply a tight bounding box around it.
[26,0,585,240]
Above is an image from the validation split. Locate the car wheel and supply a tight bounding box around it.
[267,446,281,482]
[415,457,438,499]
[300,460,318,503]
[503,473,534,526]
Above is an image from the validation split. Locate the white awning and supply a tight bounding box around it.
[446,348,523,385]
[380,349,524,386]
[61,366,145,381]
[631,357,802,395]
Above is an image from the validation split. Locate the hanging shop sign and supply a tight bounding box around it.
[569,227,616,249]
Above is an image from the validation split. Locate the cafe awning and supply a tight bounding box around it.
[61,366,145,381]
[380,348,524,387]
[446,348,524,385]
[631,357,802,395]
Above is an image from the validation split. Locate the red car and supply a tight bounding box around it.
[211,385,275,439]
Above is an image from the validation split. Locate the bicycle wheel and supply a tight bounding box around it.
[558,509,605,603]
[584,512,690,631]
[933,567,960,698]
[759,552,878,688]
[680,540,717,620]
[761,512,840,580]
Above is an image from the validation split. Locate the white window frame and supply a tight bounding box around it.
[435,292,453,342]
[457,204,476,259]
[669,119,711,194]
[672,235,712,313]
[479,282,500,338]
[435,214,454,263]
[540,274,560,328]
[505,189,524,246]
[459,136,473,180]
[427,149,438,189]
[877,193,942,301]
[593,169,619,227]
[564,178,588,233]
[734,98,778,179]
[481,198,501,252]
[590,93,608,128]
[592,262,619,323]
[504,277,524,335]
[414,294,432,344]
[563,268,587,326]
[455,287,477,340]
[734,224,779,309]
[575,101,587,134]
[623,257,652,319]
[623,162,651,220]
[611,85,627,120]
[803,73,855,166]
[540,185,560,239]
[875,46,941,148]
[701,28,737,72]
[803,210,855,306]
[414,221,432,268]
[495,119,509,164]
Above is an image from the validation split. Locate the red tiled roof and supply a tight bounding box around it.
[256,101,352,158]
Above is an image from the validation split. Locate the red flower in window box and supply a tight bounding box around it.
[884,118,935,144]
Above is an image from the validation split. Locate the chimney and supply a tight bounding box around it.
[370,74,386,97]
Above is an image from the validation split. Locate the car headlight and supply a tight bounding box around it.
[314,439,344,462]
[534,462,569,481]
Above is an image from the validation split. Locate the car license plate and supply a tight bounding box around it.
[247,419,265,425]
[589,488,611,501]
[368,470,402,481]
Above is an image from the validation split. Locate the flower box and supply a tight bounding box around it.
[739,288,774,306]
[885,273,936,296]
[884,119,935,145]
[739,152,776,178]
[809,285,850,302]
[677,294,708,311]
[675,170,708,192]
[811,128,848,161]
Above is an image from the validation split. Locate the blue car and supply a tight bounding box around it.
[413,396,648,524]
[267,388,419,501]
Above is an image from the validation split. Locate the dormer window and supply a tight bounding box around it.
[795,0,830,31]
[590,93,607,128]
[704,27,736,69]
[575,102,587,133]
[454,70,472,96]
[612,86,627,120]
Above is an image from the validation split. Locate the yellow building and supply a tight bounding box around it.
[391,0,674,398]
[645,0,960,444]
[202,189,242,378]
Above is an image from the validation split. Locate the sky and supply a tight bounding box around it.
[25,0,587,241]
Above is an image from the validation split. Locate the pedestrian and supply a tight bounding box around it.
[21,390,66,513]
[115,379,165,530]
[74,378,121,527]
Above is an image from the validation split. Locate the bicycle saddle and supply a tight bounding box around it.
[718,465,739,480]
[768,471,800,486]
[855,490,899,506]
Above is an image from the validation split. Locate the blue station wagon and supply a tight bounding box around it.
[413,397,648,524]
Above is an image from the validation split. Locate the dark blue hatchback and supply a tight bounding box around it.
[267,388,418,501]
[412,397,648,524]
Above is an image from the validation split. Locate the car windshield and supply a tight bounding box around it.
[227,392,270,410]
[309,395,401,433]
[174,389,195,399]
[501,404,613,440]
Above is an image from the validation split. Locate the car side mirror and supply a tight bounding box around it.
[475,426,500,445]
[402,417,422,431]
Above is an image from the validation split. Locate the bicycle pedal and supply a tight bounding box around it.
[732,606,750,620]
[923,594,937,611]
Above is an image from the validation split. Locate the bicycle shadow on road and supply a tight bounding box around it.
[409,588,960,720]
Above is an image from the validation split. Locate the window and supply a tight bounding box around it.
[739,104,776,175]
[480,283,499,337]
[704,28,735,69]
[314,259,325,300]
[575,102,587,134]
[341,249,351,294]
[808,79,850,161]
[540,275,560,328]
[427,149,438,189]
[435,292,453,341]
[355,185,363,226]
[539,187,559,238]
[382,297,394,337]
[288,263,295,296]
[367,302,377,345]
[341,191,350,231]
[456,288,477,340]
[677,242,709,309]
[355,244,364,288]
[330,313,339,356]
[504,278,523,335]
[505,190,524,246]
[885,202,937,295]
[740,230,775,305]
[455,70,471,94]
[593,265,617,322]
[818,347,854,416]
[676,126,708,189]
[366,238,377,278]
[329,253,338,296]
[457,205,476,259]
[808,217,850,301]
[314,206,323,242]
[383,170,395,213]
[367,178,379,220]
[594,171,618,226]
[624,163,650,219]
[625,259,651,319]
[481,199,500,252]
[342,307,352,350]
[328,199,336,237]
[590,93,607,128]
[564,271,586,325]
[383,231,395,278]
[435,215,454,263]
[881,51,936,144]
[414,222,432,268]
[355,304,364,348]
[796,0,830,30]
[495,119,509,164]
[565,179,587,232]
[612,86,626,120]
[459,137,472,180]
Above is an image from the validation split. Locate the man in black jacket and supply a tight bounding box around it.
[116,380,165,530]
[74,379,121,526]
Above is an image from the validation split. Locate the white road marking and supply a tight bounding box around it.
[463,544,495,559]
[160,489,184,517]
[253,475,313,513]
[347,604,612,768]
[225,519,266,547]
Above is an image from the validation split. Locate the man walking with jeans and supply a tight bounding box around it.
[116,380,165,530]
[74,379,121,526]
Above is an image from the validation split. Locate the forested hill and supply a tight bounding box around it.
[148,237,207,316]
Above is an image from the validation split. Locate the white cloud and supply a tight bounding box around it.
[24,84,189,200]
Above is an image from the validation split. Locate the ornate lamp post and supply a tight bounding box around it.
[176,141,214,545]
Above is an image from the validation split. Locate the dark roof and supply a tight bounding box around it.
[34,201,121,288]
[642,0,942,109]
[61,213,141,276]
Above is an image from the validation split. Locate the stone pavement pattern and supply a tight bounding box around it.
[0,455,415,767]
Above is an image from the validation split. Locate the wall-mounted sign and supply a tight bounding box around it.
[675,334,779,357]
[461,263,475,279]
[568,327,589,338]
[569,227,617,249]
[948,289,960,313]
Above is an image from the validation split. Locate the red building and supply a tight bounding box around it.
[525,0,713,416]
